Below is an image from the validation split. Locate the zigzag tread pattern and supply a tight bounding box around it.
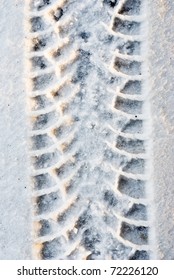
[25,0,150,260]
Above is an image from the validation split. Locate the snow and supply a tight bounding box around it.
[0,0,173,260]
[0,0,32,259]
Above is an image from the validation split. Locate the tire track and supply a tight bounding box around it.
[25,0,150,259]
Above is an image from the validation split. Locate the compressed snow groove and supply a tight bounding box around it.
[25,0,150,259]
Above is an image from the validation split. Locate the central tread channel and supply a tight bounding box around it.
[25,0,150,259]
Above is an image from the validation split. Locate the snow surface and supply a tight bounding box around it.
[0,0,32,259]
[148,0,174,260]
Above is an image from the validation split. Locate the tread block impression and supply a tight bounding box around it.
[103,0,118,8]
[41,237,66,259]
[116,135,145,154]
[113,18,140,35]
[36,191,61,214]
[31,134,53,149]
[119,0,141,15]
[115,96,142,114]
[118,176,145,199]
[114,57,141,76]
[121,80,142,95]
[123,158,145,174]
[120,222,148,245]
[118,41,141,56]
[125,203,147,221]
[33,173,55,190]
[30,16,49,32]
[31,0,53,11]
[129,250,149,260]
[122,119,143,134]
